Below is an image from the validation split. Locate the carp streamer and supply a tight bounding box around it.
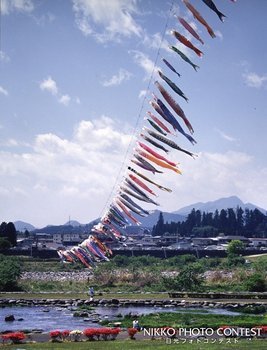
[58,0,234,268]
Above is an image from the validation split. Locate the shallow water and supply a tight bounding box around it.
[0,305,241,332]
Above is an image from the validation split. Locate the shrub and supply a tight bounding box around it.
[0,254,21,291]
[128,327,138,339]
[49,330,62,342]
[244,273,266,292]
[1,332,25,344]
[163,265,204,292]
[83,327,120,341]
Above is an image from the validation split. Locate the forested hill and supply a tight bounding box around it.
[152,207,267,237]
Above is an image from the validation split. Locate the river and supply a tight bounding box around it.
[0,305,241,332]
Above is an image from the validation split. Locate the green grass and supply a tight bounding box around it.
[2,339,267,350]
[246,253,267,261]
[120,312,267,329]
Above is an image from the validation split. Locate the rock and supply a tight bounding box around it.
[113,322,122,327]
[18,318,24,321]
[91,319,100,323]
[111,298,119,305]
[5,315,15,322]
[31,329,44,333]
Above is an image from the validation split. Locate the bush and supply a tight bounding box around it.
[225,255,245,267]
[1,332,26,344]
[163,264,204,292]
[0,254,21,291]
[243,273,266,292]
[167,254,197,268]
[0,237,11,249]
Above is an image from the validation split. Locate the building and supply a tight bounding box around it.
[53,233,81,246]
[249,238,267,248]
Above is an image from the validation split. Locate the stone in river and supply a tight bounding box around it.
[5,315,15,322]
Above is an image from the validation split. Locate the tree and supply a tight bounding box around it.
[236,207,244,235]
[219,209,228,232]
[0,238,11,250]
[227,240,245,256]
[244,274,266,292]
[152,212,164,236]
[192,225,218,237]
[0,222,17,246]
[163,264,204,292]
[0,254,21,291]
[227,208,237,234]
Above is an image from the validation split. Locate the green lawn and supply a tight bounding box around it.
[120,311,267,329]
[2,339,267,350]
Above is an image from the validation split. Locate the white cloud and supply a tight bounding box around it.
[0,116,132,226]
[143,32,170,52]
[39,77,72,106]
[131,50,160,80]
[216,129,237,142]
[59,94,71,106]
[1,116,267,227]
[157,150,267,215]
[243,72,267,88]
[102,68,132,87]
[40,77,58,95]
[5,139,18,147]
[0,51,10,62]
[1,0,34,15]
[72,0,142,42]
[32,12,56,26]
[0,86,9,96]
[138,90,147,99]
[214,30,223,40]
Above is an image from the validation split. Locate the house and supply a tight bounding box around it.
[216,235,249,245]
[52,233,81,246]
[249,238,267,248]
[168,240,193,250]
[156,233,181,246]
[192,237,215,247]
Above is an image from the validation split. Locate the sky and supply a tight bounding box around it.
[0,0,267,228]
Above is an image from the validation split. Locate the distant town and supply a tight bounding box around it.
[1,196,267,259]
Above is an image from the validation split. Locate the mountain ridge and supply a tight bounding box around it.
[13,196,266,231]
[173,195,266,216]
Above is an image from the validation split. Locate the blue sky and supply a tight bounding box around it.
[1,0,266,228]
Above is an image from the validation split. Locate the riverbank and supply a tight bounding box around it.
[1,292,267,309]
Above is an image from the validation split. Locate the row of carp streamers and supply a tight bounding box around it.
[58,0,235,269]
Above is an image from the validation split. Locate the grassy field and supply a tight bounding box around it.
[2,339,267,350]
[123,311,267,328]
[2,253,264,295]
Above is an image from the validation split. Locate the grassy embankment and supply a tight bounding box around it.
[12,253,267,295]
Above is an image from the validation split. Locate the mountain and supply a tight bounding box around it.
[174,196,266,216]
[63,220,83,227]
[14,221,36,232]
[137,209,186,228]
[12,196,266,233]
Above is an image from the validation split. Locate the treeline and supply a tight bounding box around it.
[152,208,267,237]
[0,222,17,249]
